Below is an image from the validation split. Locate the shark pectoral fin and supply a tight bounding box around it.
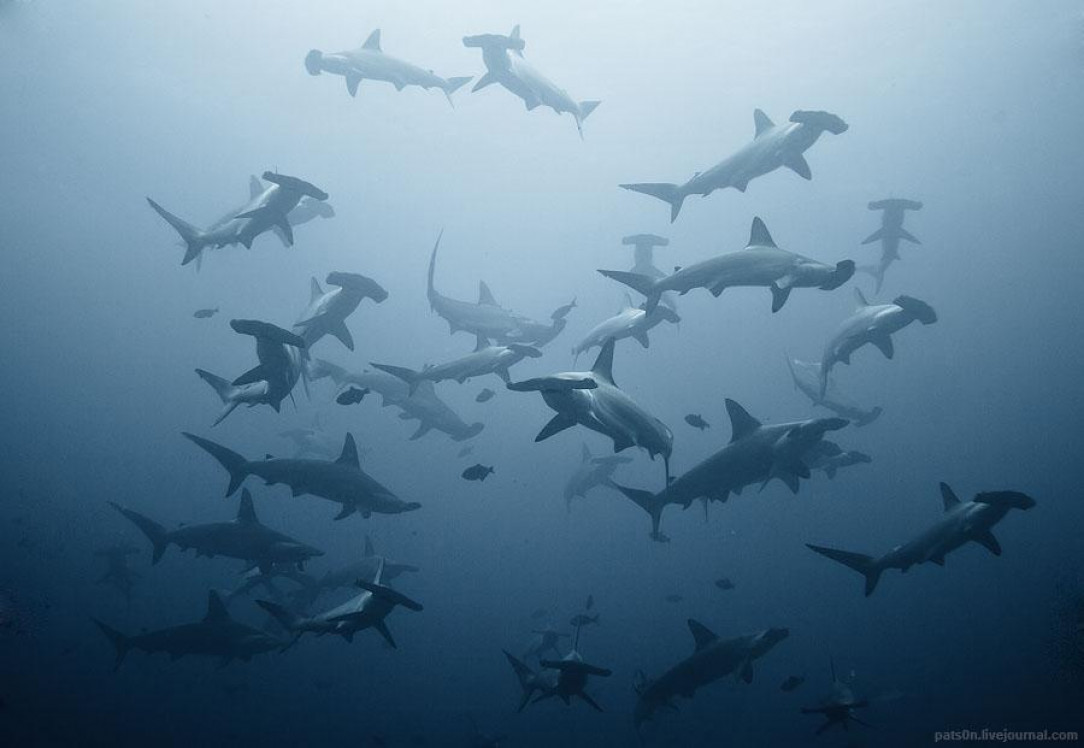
[272,225,291,247]
[409,422,432,440]
[862,227,885,245]
[578,692,604,712]
[346,74,362,97]
[373,619,397,649]
[709,283,726,298]
[899,227,920,244]
[973,530,1002,556]
[929,555,946,566]
[472,72,498,92]
[329,321,354,351]
[872,335,895,359]
[770,284,793,313]
[784,154,812,180]
[633,331,650,348]
[275,213,294,246]
[232,365,271,386]
[536,413,576,442]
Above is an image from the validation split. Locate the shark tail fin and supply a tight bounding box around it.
[807,544,882,596]
[255,600,303,633]
[370,363,421,394]
[92,617,131,670]
[146,198,206,265]
[182,432,249,495]
[195,369,241,426]
[442,76,472,106]
[609,481,667,542]
[109,503,169,564]
[619,183,686,222]
[596,270,662,312]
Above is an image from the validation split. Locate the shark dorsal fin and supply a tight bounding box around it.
[474,334,489,352]
[748,217,776,248]
[621,292,634,311]
[688,619,718,651]
[591,339,617,386]
[363,29,381,51]
[310,277,324,301]
[581,443,592,462]
[726,399,762,442]
[364,534,375,557]
[372,557,385,586]
[336,433,360,468]
[248,175,263,199]
[940,482,962,512]
[204,591,230,623]
[478,281,498,306]
[854,288,870,308]
[237,488,258,524]
[753,109,774,137]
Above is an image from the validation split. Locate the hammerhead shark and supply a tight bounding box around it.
[373,335,542,392]
[859,198,923,293]
[147,171,328,264]
[462,25,601,137]
[634,619,789,728]
[819,289,937,397]
[294,272,388,351]
[196,319,308,426]
[110,488,324,572]
[609,399,847,542]
[184,432,421,520]
[801,658,871,734]
[563,443,631,513]
[507,339,673,483]
[785,355,883,427]
[599,218,854,313]
[308,359,485,442]
[427,232,573,346]
[808,483,1036,595]
[305,30,471,105]
[572,297,680,362]
[621,108,848,221]
[93,591,284,669]
[257,558,423,647]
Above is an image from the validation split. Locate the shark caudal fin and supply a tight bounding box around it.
[146,198,207,265]
[182,432,249,495]
[109,503,169,564]
[608,481,668,543]
[91,618,131,670]
[370,363,421,395]
[619,183,686,222]
[195,369,242,426]
[807,544,883,596]
[442,76,472,106]
[596,270,662,312]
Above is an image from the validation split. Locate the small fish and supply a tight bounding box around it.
[569,613,599,628]
[336,386,370,405]
[475,388,496,403]
[552,297,577,320]
[684,414,710,430]
[665,594,683,603]
[530,607,548,620]
[461,464,495,482]
[193,307,219,319]
[780,675,806,692]
[714,577,735,591]
[457,446,474,458]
